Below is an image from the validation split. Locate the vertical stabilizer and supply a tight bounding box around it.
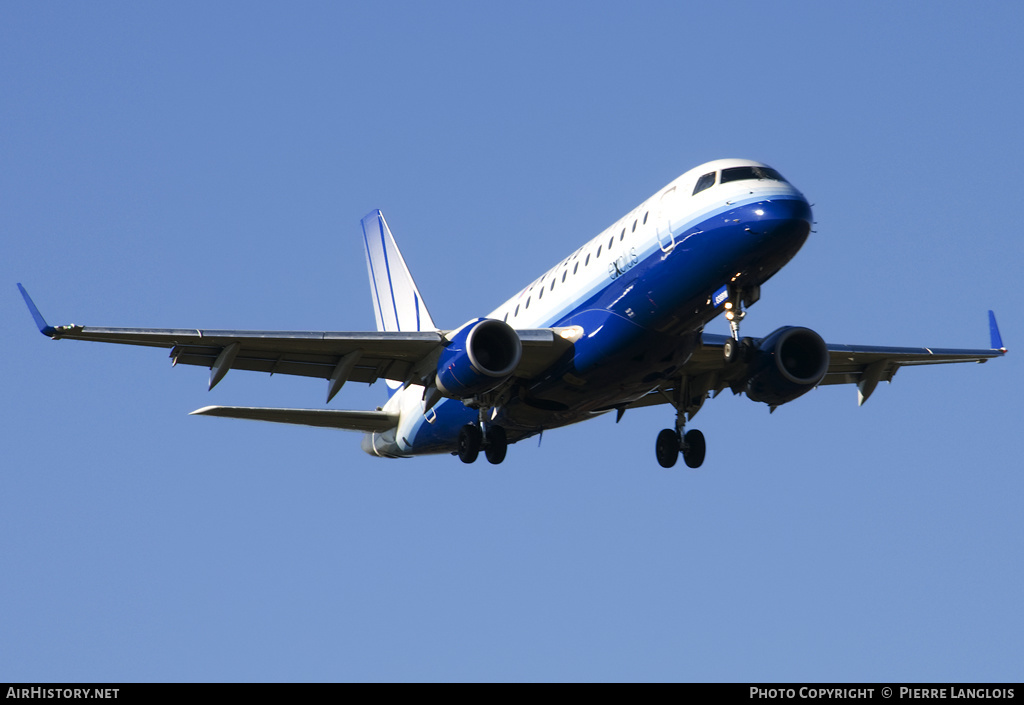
[361,210,437,333]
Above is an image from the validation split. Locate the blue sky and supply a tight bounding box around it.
[3,1,1022,682]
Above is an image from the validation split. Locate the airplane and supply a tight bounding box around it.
[18,158,1007,468]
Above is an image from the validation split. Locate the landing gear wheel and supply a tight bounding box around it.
[484,426,508,465]
[723,337,739,363]
[655,428,680,468]
[682,429,706,468]
[457,424,482,464]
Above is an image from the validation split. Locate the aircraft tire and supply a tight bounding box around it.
[723,338,738,363]
[682,429,706,468]
[484,426,508,465]
[655,428,680,468]
[458,424,482,464]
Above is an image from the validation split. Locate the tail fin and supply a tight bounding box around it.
[361,210,437,333]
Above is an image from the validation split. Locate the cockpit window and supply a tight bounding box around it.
[692,172,716,195]
[720,166,787,184]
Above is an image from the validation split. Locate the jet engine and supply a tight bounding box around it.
[742,326,829,406]
[435,318,522,398]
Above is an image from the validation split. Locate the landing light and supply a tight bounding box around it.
[557,326,585,343]
[755,209,764,216]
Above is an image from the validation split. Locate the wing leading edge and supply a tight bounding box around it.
[17,285,574,404]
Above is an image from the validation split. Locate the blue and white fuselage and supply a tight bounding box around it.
[21,157,1003,467]
[365,159,813,457]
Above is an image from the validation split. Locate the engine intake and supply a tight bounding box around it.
[435,318,522,399]
[744,326,829,406]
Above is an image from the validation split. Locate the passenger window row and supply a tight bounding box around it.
[502,206,652,321]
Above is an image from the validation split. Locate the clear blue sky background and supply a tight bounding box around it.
[3,1,1021,682]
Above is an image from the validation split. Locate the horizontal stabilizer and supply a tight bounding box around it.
[190,405,399,432]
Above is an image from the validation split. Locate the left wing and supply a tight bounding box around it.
[18,284,572,402]
[619,313,1006,415]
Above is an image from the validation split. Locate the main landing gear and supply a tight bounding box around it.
[457,422,508,465]
[653,285,760,469]
[655,427,705,468]
[654,376,708,468]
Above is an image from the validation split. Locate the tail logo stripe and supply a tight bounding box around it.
[361,218,388,331]
[360,210,437,335]
[378,215,402,332]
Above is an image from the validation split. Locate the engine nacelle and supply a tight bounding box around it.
[435,318,522,399]
[743,326,829,406]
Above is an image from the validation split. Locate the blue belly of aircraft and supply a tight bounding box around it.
[406,196,812,453]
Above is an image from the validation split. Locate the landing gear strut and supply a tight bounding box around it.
[722,284,759,360]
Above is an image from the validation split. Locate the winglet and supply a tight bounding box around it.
[989,310,1007,353]
[17,284,58,337]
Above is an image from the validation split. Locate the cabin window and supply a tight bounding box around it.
[643,211,648,224]
[620,228,625,241]
[539,287,544,299]
[503,312,508,322]
[573,262,579,274]
[562,271,567,283]
[632,220,637,232]
[720,166,787,184]
[550,279,556,291]
[596,245,602,258]
[585,254,590,266]
[526,296,531,309]
[692,171,716,195]
[608,236,614,249]
[515,305,520,317]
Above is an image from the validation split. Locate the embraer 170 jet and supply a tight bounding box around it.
[19,159,1006,467]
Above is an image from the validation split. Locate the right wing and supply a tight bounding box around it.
[611,313,1006,417]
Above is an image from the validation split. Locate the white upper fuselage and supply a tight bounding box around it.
[488,159,804,329]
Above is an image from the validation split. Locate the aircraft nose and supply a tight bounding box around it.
[748,197,813,254]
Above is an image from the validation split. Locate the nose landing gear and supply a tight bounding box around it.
[722,284,759,357]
